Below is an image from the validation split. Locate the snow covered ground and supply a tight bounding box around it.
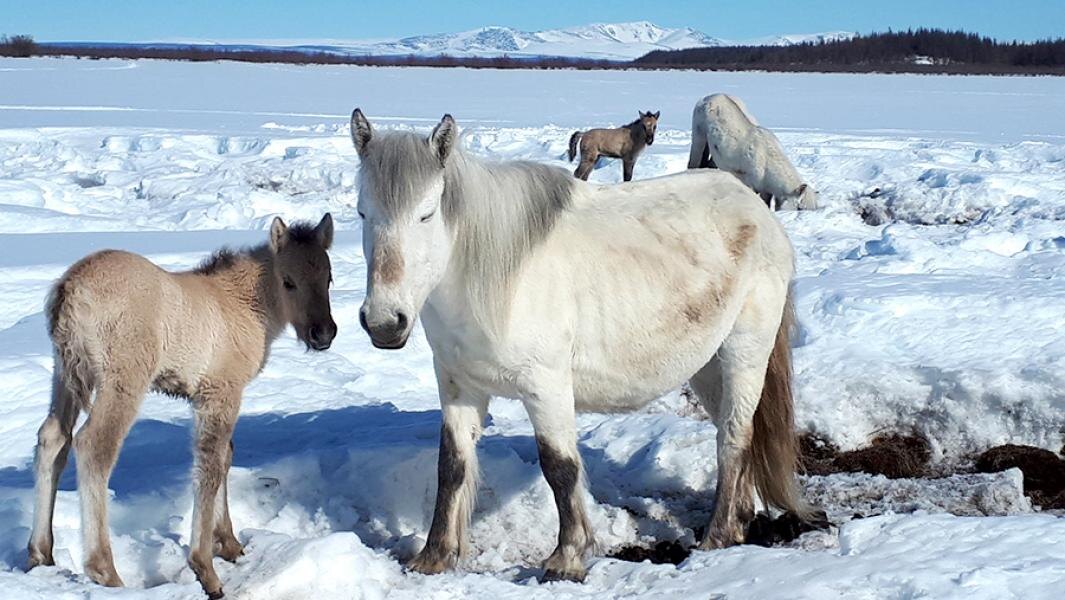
[0,58,1063,598]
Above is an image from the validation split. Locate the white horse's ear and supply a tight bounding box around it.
[429,113,457,166]
[270,216,288,253]
[315,213,334,250]
[351,108,373,156]
[796,183,808,195]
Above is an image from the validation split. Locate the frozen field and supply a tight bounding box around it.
[0,58,1064,599]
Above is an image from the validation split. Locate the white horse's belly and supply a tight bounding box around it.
[571,316,732,412]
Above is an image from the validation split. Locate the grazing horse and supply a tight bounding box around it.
[350,109,811,582]
[568,110,659,182]
[27,215,337,599]
[689,93,818,210]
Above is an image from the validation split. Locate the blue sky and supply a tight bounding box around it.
[2,0,1062,42]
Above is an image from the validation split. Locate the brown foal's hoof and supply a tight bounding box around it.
[406,548,455,575]
[541,566,586,583]
[26,549,55,570]
[215,538,245,563]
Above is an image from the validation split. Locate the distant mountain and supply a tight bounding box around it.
[742,31,857,47]
[292,22,728,60]
[114,22,856,62]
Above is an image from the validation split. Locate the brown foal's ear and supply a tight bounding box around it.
[429,113,457,166]
[653,111,660,119]
[315,213,334,250]
[351,108,373,156]
[270,216,288,253]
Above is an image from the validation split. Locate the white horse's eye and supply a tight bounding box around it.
[419,211,436,223]
[357,210,365,219]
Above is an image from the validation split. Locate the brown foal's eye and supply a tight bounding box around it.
[283,278,296,291]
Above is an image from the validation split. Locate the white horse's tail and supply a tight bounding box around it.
[749,290,812,519]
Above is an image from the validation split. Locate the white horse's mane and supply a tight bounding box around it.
[360,132,574,333]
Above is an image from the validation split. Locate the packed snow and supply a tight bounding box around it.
[0,58,1063,599]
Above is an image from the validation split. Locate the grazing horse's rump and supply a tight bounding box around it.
[689,93,818,210]
[569,110,659,182]
[351,109,812,582]
[27,216,336,599]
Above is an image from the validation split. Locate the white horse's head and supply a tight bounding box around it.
[351,110,458,349]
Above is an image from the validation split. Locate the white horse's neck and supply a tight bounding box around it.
[429,153,575,338]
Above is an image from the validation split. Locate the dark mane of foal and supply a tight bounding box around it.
[193,222,321,275]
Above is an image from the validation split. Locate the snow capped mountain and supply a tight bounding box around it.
[319,21,729,60]
[195,22,852,61]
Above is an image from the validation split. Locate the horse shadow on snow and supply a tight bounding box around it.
[0,401,721,573]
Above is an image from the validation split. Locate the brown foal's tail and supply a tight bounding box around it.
[567,131,582,162]
[748,290,813,519]
[46,274,95,413]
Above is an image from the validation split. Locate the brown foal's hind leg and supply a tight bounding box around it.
[574,151,597,181]
[212,440,243,562]
[75,374,150,588]
[28,370,82,569]
[188,392,241,599]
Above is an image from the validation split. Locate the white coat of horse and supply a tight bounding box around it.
[351,109,811,581]
[689,93,818,211]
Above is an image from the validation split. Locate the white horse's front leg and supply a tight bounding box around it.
[524,386,594,582]
[409,367,488,575]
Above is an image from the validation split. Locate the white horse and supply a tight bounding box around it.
[689,93,818,211]
[351,109,811,581]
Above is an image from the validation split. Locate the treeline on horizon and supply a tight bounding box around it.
[0,34,621,70]
[2,29,1064,75]
[635,29,1065,73]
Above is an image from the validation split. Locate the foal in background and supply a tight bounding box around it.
[27,215,336,599]
[568,110,659,181]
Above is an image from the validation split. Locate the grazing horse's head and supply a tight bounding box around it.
[269,214,337,351]
[790,183,819,210]
[638,110,660,146]
[351,109,457,350]
[798,183,819,210]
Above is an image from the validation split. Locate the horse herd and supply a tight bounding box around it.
[27,93,820,598]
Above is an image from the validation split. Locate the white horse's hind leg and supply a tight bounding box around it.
[688,123,710,169]
[409,369,488,575]
[524,386,593,582]
[692,297,780,550]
